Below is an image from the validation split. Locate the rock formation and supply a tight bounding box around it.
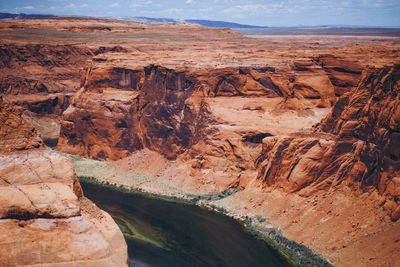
[57,61,363,161]
[256,64,400,218]
[226,64,397,266]
[0,101,128,266]
[1,17,400,266]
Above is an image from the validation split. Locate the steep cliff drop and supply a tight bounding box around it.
[0,43,96,148]
[224,64,400,266]
[57,57,363,162]
[57,61,400,266]
[0,100,128,266]
[2,18,400,267]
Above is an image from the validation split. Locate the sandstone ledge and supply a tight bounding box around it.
[0,102,128,266]
[0,200,127,267]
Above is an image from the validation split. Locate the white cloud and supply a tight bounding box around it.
[163,8,184,14]
[214,0,232,3]
[64,3,76,9]
[80,4,89,8]
[110,3,120,7]
[186,0,195,4]
[130,0,153,8]
[361,0,381,6]
[223,3,285,18]
[200,7,213,12]
[23,6,34,9]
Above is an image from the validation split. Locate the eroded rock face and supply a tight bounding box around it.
[319,65,400,160]
[257,136,380,193]
[0,43,93,94]
[256,64,400,221]
[0,102,128,266]
[0,42,97,149]
[58,60,353,161]
[0,149,81,219]
[0,100,43,153]
[0,43,94,117]
[3,18,400,267]
[59,65,210,160]
[314,54,363,96]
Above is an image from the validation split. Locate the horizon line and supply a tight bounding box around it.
[1,12,400,28]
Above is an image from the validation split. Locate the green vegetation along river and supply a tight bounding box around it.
[81,181,292,267]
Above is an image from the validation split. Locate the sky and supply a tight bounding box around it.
[1,0,400,27]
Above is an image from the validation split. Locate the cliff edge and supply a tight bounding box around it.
[0,100,128,266]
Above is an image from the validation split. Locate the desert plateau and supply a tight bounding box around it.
[0,10,400,267]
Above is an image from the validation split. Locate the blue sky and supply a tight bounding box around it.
[1,0,399,27]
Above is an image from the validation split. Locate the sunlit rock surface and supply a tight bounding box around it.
[0,102,127,266]
[1,17,400,266]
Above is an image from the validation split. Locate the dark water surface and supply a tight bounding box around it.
[81,182,291,267]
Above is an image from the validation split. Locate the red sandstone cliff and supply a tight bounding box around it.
[0,101,128,266]
[2,18,400,267]
[256,64,400,220]
[57,60,362,161]
[58,62,400,266]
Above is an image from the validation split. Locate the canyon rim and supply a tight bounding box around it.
[0,16,400,267]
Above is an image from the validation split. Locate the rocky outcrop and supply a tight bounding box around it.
[0,99,43,153]
[0,44,93,70]
[319,64,400,161]
[0,102,128,266]
[0,42,98,156]
[5,93,72,116]
[0,44,93,95]
[58,60,352,161]
[314,54,363,96]
[3,17,400,267]
[58,65,211,160]
[256,64,400,221]
[0,77,49,95]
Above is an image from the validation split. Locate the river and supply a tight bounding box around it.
[81,181,291,267]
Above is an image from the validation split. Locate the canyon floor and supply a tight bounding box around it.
[1,18,400,266]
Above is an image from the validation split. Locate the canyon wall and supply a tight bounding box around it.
[56,59,400,266]
[0,100,128,266]
[2,18,400,267]
[256,64,400,220]
[0,43,93,113]
[212,64,399,267]
[57,57,362,161]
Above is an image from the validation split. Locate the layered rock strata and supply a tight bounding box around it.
[257,64,400,220]
[58,62,400,266]
[227,64,400,266]
[2,18,400,267]
[57,61,359,161]
[0,101,128,266]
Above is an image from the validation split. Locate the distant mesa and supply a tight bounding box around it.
[102,16,268,29]
[185,19,267,28]
[0,12,266,29]
[2,12,400,36]
[0,12,56,20]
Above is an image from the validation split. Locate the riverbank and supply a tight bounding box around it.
[79,175,333,267]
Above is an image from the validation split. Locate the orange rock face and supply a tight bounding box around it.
[2,17,400,266]
[248,64,400,265]
[256,64,400,215]
[0,102,128,266]
[0,100,43,153]
[320,64,400,220]
[57,62,364,161]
